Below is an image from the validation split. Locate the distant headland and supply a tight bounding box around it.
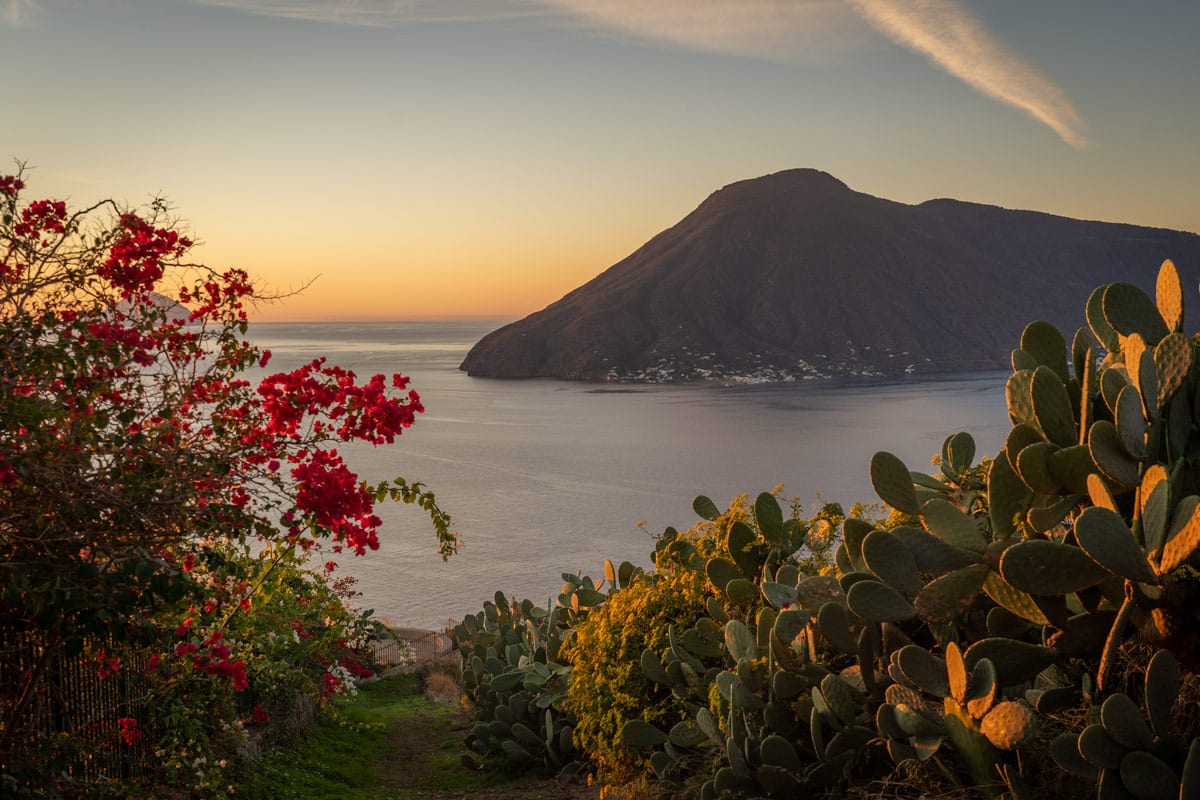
[459,169,1200,383]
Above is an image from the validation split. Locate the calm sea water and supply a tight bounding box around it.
[245,321,1010,630]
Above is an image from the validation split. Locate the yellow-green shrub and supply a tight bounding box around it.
[562,568,711,793]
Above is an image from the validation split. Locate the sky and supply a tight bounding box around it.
[3,1,1199,321]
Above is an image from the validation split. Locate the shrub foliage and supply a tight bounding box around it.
[462,260,1200,800]
[0,169,453,797]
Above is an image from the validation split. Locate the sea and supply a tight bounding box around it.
[244,321,1011,631]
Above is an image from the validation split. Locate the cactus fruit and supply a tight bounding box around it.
[980,701,1037,750]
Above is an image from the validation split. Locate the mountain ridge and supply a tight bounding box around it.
[460,169,1200,382]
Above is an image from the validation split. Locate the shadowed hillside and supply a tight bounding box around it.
[460,169,1200,382]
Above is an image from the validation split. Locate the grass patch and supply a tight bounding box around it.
[237,672,466,800]
[236,671,552,799]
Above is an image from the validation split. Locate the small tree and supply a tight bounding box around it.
[0,168,454,794]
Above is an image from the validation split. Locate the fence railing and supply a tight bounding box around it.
[0,630,150,787]
[369,626,455,669]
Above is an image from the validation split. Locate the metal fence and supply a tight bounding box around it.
[0,630,150,787]
[369,626,455,669]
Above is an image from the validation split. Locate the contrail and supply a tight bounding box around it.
[848,0,1088,148]
[128,0,1088,148]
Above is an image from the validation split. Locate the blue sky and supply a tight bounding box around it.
[3,1,1197,319]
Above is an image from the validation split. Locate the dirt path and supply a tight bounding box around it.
[373,694,600,800]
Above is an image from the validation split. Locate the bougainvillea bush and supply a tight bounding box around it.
[0,168,455,797]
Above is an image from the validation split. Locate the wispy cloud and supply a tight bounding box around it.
[847,0,1088,148]
[15,0,1085,147]
[538,1,865,63]
[188,0,548,27]
[187,0,865,59]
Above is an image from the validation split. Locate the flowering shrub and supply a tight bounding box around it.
[0,168,455,797]
[562,568,711,794]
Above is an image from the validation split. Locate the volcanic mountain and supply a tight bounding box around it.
[460,169,1200,382]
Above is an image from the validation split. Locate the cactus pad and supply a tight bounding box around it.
[1074,506,1159,584]
[620,719,669,750]
[816,601,857,653]
[1087,285,1120,353]
[1154,330,1193,406]
[921,498,987,553]
[1031,365,1078,447]
[1156,258,1184,332]
[862,529,921,595]
[1103,281,1169,345]
[1006,369,1036,428]
[891,525,981,573]
[1120,750,1180,800]
[797,575,843,610]
[1005,422,1045,472]
[895,645,950,697]
[1115,384,1148,459]
[1088,420,1141,487]
[693,494,721,521]
[1144,649,1179,740]
[846,579,915,624]
[1015,441,1063,495]
[754,491,784,545]
[1100,692,1153,750]
[963,637,1057,685]
[760,581,798,610]
[1072,327,1093,379]
[989,450,1032,541]
[1161,495,1200,573]
[1078,723,1128,769]
[1021,320,1070,380]
[981,571,1051,626]
[1051,732,1100,779]
[705,557,740,592]
[1000,539,1110,594]
[1100,366,1130,415]
[871,451,920,514]
[1047,445,1098,495]
[914,564,989,624]
[1128,340,1160,417]
[942,431,976,477]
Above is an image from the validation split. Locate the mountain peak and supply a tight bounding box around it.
[460,172,1200,382]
